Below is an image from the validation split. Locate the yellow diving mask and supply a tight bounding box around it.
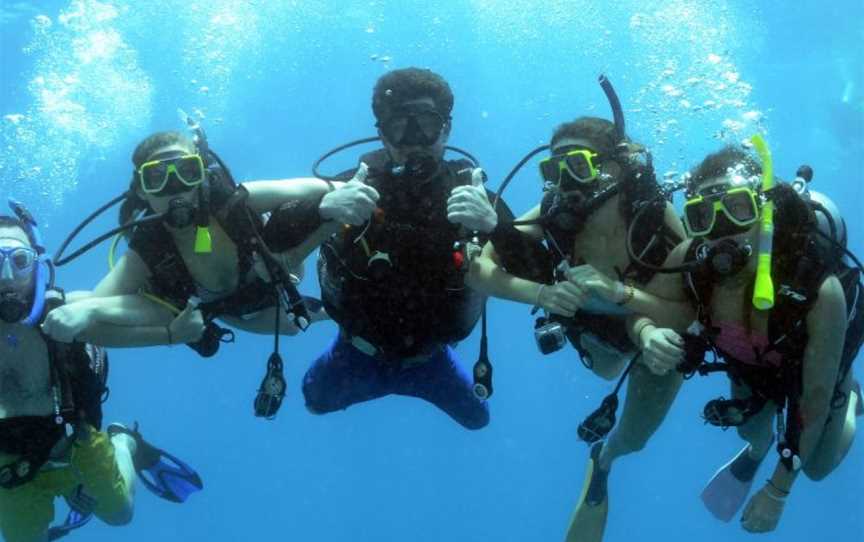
[538,149,600,189]
[138,154,206,195]
[683,186,760,237]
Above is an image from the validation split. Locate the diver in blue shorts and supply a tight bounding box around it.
[303,68,513,429]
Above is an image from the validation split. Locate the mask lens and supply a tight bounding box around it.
[140,161,169,193]
[381,116,408,145]
[414,111,444,142]
[0,247,36,275]
[684,199,714,235]
[563,151,597,183]
[722,190,758,225]
[174,156,205,185]
[539,158,560,185]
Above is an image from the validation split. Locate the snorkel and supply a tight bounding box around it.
[7,199,53,326]
[750,134,775,310]
[178,109,213,254]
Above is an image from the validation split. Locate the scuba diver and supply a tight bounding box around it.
[465,77,688,541]
[0,201,202,542]
[628,144,862,533]
[303,67,513,429]
[40,114,363,418]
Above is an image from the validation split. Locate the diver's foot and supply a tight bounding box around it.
[107,422,159,471]
[586,442,609,507]
[564,442,610,542]
[701,444,766,522]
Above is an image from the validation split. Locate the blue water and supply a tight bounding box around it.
[1,1,862,541]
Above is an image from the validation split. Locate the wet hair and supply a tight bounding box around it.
[131,131,196,169]
[688,146,761,193]
[550,117,620,157]
[0,215,34,246]
[372,68,454,121]
[120,131,196,227]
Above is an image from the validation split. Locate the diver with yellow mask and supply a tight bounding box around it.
[465,77,690,542]
[628,142,863,533]
[40,112,367,419]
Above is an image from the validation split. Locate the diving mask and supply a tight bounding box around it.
[0,245,37,279]
[538,149,601,190]
[684,186,760,237]
[138,154,206,195]
[378,104,448,147]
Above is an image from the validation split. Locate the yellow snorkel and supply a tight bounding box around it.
[750,134,774,310]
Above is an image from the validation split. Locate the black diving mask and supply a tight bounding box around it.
[378,104,448,147]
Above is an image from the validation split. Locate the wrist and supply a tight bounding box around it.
[637,322,656,347]
[533,283,547,310]
[764,479,789,501]
[615,280,635,306]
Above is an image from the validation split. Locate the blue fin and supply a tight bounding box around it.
[108,423,203,504]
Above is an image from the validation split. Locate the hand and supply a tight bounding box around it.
[565,264,625,303]
[537,281,585,317]
[168,304,205,344]
[447,168,498,233]
[41,304,94,343]
[639,326,684,375]
[319,162,380,225]
[741,485,786,533]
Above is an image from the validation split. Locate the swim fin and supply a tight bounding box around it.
[47,486,94,541]
[108,423,203,504]
[700,444,766,522]
[565,442,609,542]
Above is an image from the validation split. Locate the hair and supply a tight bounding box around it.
[688,146,762,193]
[120,131,196,227]
[372,68,454,121]
[550,117,620,157]
[131,131,195,169]
[0,215,35,243]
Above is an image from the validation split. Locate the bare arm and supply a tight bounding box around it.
[625,240,695,347]
[766,275,847,492]
[243,178,341,214]
[466,204,546,303]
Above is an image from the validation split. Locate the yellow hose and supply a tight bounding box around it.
[750,134,774,310]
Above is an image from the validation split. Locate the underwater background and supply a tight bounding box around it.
[1,1,862,540]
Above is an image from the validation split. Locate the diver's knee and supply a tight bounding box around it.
[98,504,133,526]
[802,463,834,482]
[591,362,621,382]
[302,378,334,415]
[460,406,490,431]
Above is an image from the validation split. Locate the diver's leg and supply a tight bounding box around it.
[731,382,776,459]
[700,382,775,522]
[578,334,631,382]
[302,335,392,414]
[394,346,489,430]
[599,363,683,468]
[0,468,75,542]
[71,428,134,526]
[564,364,682,541]
[802,376,859,480]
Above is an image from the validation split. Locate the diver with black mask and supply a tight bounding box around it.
[304,67,513,430]
[628,143,862,534]
[41,122,345,419]
[464,77,690,542]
